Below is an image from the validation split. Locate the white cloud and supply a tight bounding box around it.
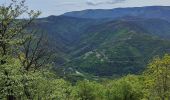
[2,0,170,17]
[86,0,126,6]
[55,2,78,7]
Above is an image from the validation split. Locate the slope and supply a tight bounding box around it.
[64,20,170,76]
[64,6,170,22]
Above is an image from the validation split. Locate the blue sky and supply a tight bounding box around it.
[1,0,170,17]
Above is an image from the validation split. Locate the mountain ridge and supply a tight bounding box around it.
[31,6,170,77]
[63,6,170,21]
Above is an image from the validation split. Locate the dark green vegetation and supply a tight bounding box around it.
[32,7,170,78]
[1,1,170,99]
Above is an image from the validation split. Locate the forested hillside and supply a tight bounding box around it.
[32,10,170,78]
[0,0,170,99]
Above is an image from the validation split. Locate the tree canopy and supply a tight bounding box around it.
[0,0,170,100]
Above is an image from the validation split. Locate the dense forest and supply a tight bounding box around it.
[0,0,170,100]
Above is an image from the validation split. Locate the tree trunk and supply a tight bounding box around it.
[7,95,15,100]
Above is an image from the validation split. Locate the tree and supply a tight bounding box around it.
[0,0,55,99]
[0,56,23,99]
[144,54,170,100]
[75,80,105,100]
[0,1,75,99]
[18,33,54,99]
[105,75,144,100]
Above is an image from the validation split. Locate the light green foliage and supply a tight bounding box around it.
[22,71,75,100]
[75,80,105,100]
[0,55,73,99]
[144,54,170,99]
[37,78,73,100]
[71,75,144,100]
[105,75,144,100]
[0,56,23,98]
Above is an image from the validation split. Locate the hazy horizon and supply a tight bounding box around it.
[0,0,170,17]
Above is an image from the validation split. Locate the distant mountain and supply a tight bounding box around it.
[114,17,170,38]
[66,20,170,76]
[64,6,170,21]
[32,15,110,66]
[32,6,170,77]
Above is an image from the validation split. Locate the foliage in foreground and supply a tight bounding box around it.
[0,54,170,99]
[0,0,170,100]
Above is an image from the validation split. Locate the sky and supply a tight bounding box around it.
[1,0,170,17]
